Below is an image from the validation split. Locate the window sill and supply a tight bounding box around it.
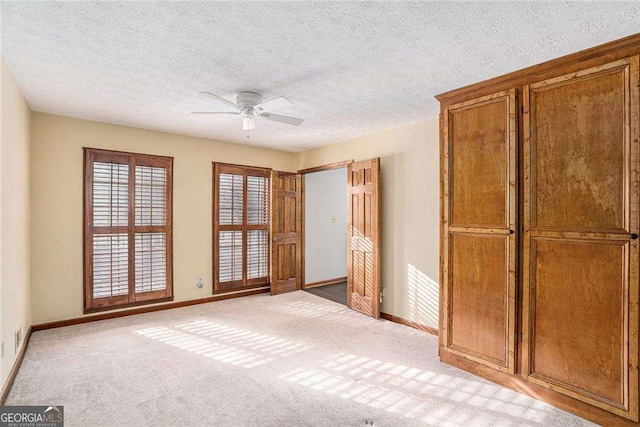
[83,296,174,315]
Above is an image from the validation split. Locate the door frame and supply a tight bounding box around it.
[297,160,353,289]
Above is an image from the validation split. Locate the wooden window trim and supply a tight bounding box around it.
[83,148,174,313]
[212,162,271,294]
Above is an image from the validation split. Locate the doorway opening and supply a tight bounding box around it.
[269,158,381,318]
[302,167,348,305]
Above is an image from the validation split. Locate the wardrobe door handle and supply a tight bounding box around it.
[509,229,515,235]
[631,233,638,240]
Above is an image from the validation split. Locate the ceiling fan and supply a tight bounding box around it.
[192,91,304,137]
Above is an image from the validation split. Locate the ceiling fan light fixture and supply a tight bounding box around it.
[242,114,256,131]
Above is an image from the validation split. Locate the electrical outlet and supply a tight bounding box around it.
[197,278,204,289]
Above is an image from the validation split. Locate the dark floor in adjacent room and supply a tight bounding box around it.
[304,282,347,305]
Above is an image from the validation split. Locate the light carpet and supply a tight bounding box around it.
[7,291,593,426]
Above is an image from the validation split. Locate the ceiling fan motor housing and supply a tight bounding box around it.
[236,91,263,108]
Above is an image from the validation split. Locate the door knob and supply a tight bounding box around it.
[509,229,514,235]
[632,233,638,240]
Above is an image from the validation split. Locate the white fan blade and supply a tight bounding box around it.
[200,92,238,108]
[254,96,293,112]
[259,112,304,126]
[191,111,240,115]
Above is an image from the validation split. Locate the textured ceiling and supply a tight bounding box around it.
[2,2,639,152]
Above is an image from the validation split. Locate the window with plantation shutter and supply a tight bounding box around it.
[84,148,173,312]
[213,163,270,292]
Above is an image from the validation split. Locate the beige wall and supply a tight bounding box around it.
[304,168,347,284]
[31,113,296,324]
[1,57,32,385]
[30,107,440,329]
[296,119,440,329]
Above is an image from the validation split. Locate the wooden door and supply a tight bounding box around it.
[442,89,517,374]
[270,171,302,295]
[347,159,381,318]
[522,57,639,420]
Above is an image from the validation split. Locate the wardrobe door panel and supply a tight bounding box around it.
[523,56,639,420]
[530,237,626,407]
[449,233,509,367]
[442,89,517,374]
[450,99,508,228]
[530,69,627,232]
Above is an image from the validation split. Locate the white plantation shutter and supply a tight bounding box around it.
[135,233,167,293]
[219,173,244,225]
[85,149,173,311]
[214,164,270,292]
[247,229,269,279]
[92,234,128,298]
[93,162,129,226]
[218,230,243,282]
[246,175,269,280]
[90,161,129,300]
[134,164,169,295]
[247,175,269,225]
[217,171,244,286]
[135,165,167,226]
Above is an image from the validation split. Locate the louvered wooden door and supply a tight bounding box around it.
[213,163,270,293]
[270,171,302,295]
[522,58,639,420]
[347,159,381,318]
[442,90,517,373]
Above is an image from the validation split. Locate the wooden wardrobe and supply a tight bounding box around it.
[438,34,640,424]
